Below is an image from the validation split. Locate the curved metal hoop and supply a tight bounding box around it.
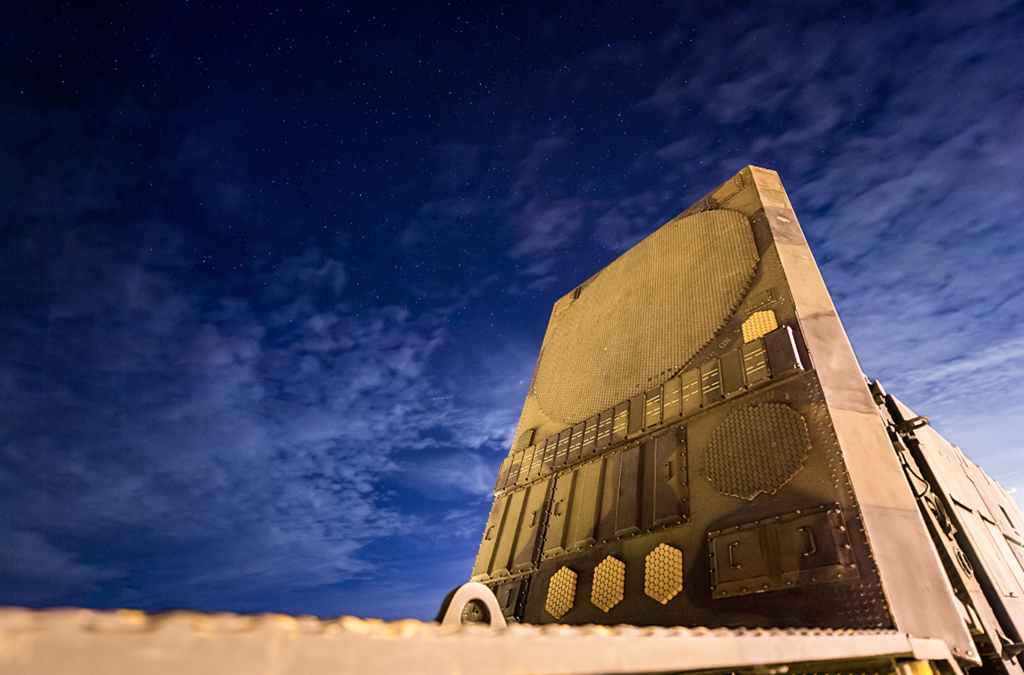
[435,582,507,629]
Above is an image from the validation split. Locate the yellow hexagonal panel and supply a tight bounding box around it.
[591,556,626,612]
[645,544,683,604]
[742,310,777,343]
[545,567,577,620]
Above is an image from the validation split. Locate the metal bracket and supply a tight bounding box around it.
[897,416,929,435]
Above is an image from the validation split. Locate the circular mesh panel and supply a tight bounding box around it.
[532,209,757,424]
[705,403,811,500]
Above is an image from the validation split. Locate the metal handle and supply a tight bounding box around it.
[728,541,742,569]
[798,526,817,556]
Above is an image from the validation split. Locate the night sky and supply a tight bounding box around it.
[2,2,1023,621]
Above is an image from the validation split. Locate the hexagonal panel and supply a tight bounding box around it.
[645,544,683,604]
[705,403,810,500]
[591,556,626,612]
[742,310,778,343]
[545,566,577,620]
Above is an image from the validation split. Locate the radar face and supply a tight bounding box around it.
[471,167,975,659]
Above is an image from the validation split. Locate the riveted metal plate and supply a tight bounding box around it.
[645,385,663,429]
[700,359,723,404]
[495,456,513,492]
[612,401,629,444]
[541,434,558,474]
[555,430,571,470]
[526,444,543,482]
[741,338,769,385]
[567,460,603,551]
[705,403,810,500]
[581,415,599,457]
[720,349,745,396]
[543,472,577,557]
[516,444,536,486]
[681,369,701,415]
[512,479,552,572]
[628,394,645,437]
[663,377,682,422]
[763,325,803,376]
[596,407,614,451]
[709,504,858,598]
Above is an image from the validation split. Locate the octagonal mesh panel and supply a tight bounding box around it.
[705,403,811,500]
[591,556,626,612]
[645,544,683,604]
[545,567,577,620]
[532,209,758,424]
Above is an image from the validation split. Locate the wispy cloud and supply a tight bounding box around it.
[3,0,1022,617]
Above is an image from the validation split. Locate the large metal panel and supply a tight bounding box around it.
[642,427,687,530]
[611,402,629,444]
[596,407,614,451]
[506,449,525,488]
[699,359,722,404]
[541,434,558,474]
[709,505,857,598]
[596,452,622,543]
[491,488,528,577]
[567,460,604,550]
[554,429,571,470]
[709,523,770,597]
[662,377,682,422]
[681,369,701,415]
[763,325,802,377]
[516,444,535,486]
[512,479,552,573]
[526,444,543,482]
[472,494,510,580]
[488,576,528,621]
[719,349,745,396]
[581,415,598,457]
[628,394,645,437]
[543,472,577,557]
[741,338,769,385]
[615,444,642,537]
[567,422,586,465]
[494,457,513,492]
[645,385,663,429]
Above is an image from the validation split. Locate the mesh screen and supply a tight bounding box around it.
[532,209,758,424]
[705,403,811,500]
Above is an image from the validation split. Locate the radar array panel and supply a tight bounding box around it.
[471,167,1024,675]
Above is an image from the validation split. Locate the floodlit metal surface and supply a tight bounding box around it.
[877,389,1024,672]
[474,166,976,660]
[530,208,758,425]
[0,607,961,675]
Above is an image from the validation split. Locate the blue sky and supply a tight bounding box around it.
[1,1,1022,620]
